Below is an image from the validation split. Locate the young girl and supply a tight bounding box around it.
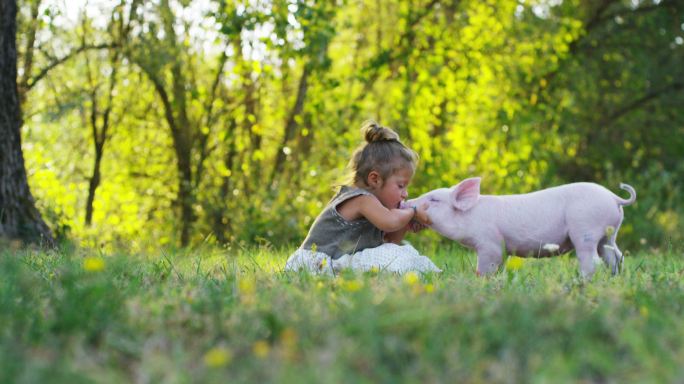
[285,121,441,274]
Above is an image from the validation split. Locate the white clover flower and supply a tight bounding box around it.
[542,243,560,253]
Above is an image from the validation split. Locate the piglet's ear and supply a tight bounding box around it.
[451,177,481,211]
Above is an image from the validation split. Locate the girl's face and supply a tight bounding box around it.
[373,167,413,209]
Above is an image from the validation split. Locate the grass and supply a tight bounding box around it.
[1,244,683,383]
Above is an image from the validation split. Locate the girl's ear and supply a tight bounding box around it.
[367,171,382,189]
[451,177,481,211]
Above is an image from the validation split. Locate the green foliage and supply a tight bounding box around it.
[17,0,684,250]
[1,247,684,382]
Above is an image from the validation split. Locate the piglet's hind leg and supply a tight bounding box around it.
[601,244,621,275]
[570,230,603,279]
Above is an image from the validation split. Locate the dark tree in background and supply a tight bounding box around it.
[0,0,54,246]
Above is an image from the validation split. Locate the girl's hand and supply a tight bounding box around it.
[413,203,432,226]
[408,220,427,233]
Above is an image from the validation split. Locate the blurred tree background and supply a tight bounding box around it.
[13,0,684,252]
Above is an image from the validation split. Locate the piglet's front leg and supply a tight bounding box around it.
[476,241,504,275]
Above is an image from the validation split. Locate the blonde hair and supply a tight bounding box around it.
[345,120,418,187]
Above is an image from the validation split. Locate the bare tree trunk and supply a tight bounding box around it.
[0,0,54,246]
[84,143,103,226]
[245,74,261,188]
[270,64,310,187]
[213,119,238,244]
[164,12,194,248]
[176,150,194,247]
[84,2,130,226]
[83,39,104,227]
[127,0,197,247]
[125,0,197,247]
[194,47,229,190]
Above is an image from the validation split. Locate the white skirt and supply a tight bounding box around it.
[284,243,442,275]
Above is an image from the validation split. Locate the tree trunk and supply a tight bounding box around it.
[84,121,104,226]
[213,119,238,244]
[177,150,194,247]
[270,64,310,187]
[245,74,261,187]
[84,2,129,226]
[0,0,54,246]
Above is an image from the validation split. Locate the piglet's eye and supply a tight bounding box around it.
[429,197,439,203]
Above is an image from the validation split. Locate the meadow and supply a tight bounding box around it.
[3,1,682,382]
[2,244,683,383]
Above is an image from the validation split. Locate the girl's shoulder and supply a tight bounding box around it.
[333,185,373,204]
[333,186,375,222]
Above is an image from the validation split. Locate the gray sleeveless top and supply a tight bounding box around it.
[299,186,384,259]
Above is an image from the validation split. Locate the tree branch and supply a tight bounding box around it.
[603,82,684,125]
[346,0,447,123]
[26,43,117,89]
[18,0,42,103]
[592,0,678,27]
[194,46,229,189]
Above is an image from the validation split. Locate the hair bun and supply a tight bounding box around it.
[361,120,400,143]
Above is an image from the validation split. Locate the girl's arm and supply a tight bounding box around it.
[386,219,429,244]
[355,195,431,233]
[384,225,410,244]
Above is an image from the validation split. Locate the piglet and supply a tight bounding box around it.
[407,178,636,278]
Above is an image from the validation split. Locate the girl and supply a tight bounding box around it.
[285,121,441,274]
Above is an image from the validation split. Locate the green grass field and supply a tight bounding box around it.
[1,244,683,383]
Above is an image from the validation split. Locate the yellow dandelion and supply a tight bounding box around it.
[605,225,616,236]
[424,283,435,294]
[203,346,232,368]
[311,243,318,253]
[342,279,363,292]
[319,257,328,270]
[639,306,649,318]
[239,278,256,295]
[403,272,420,286]
[253,340,270,358]
[280,327,299,361]
[83,256,105,272]
[369,266,380,274]
[506,256,525,271]
[316,281,325,290]
[280,327,298,348]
